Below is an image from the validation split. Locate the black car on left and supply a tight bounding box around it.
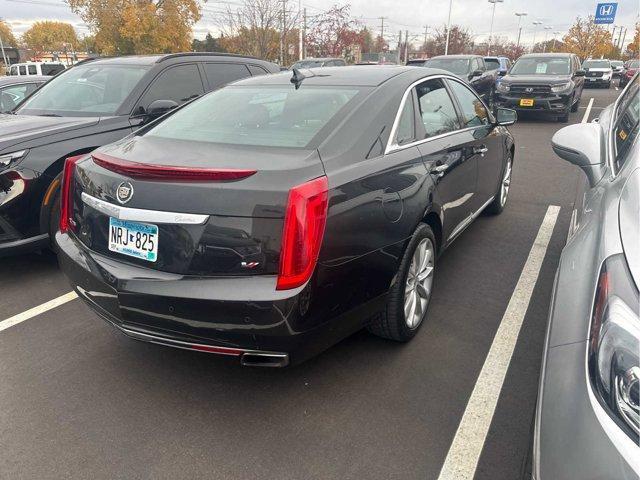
[57,66,517,366]
[0,53,279,256]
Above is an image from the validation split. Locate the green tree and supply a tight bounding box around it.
[192,32,224,52]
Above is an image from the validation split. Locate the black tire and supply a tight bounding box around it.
[570,94,580,112]
[367,223,436,342]
[485,151,513,215]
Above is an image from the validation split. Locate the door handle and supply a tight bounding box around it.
[430,164,449,174]
[473,145,488,156]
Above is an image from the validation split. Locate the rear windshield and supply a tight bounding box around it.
[484,58,501,70]
[41,64,65,76]
[425,58,470,75]
[583,60,610,69]
[146,85,363,148]
[291,61,323,69]
[510,57,570,75]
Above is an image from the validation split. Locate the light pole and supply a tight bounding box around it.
[487,0,504,55]
[515,12,528,49]
[551,31,561,51]
[542,26,553,52]
[444,0,453,55]
[531,21,543,52]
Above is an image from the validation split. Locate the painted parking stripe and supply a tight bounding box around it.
[0,291,78,333]
[436,205,560,480]
[581,98,595,123]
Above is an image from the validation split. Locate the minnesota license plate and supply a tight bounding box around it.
[519,98,534,107]
[108,218,158,262]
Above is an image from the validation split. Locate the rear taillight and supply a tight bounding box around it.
[276,176,329,290]
[92,153,257,181]
[59,155,84,233]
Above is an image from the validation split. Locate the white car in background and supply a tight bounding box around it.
[7,62,66,77]
[582,59,614,88]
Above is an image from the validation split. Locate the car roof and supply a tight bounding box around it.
[430,55,478,59]
[296,57,342,62]
[519,52,572,58]
[0,75,49,85]
[82,52,270,66]
[233,65,449,87]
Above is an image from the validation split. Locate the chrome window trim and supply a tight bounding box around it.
[81,192,209,225]
[385,74,492,155]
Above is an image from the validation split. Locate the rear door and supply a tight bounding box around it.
[446,78,503,213]
[412,77,477,241]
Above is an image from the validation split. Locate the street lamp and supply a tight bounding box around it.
[515,12,528,48]
[487,0,504,55]
[551,31,561,51]
[444,0,454,55]
[542,26,553,52]
[531,21,543,52]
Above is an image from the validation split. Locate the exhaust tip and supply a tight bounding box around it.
[241,352,289,368]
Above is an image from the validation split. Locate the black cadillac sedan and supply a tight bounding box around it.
[57,66,517,366]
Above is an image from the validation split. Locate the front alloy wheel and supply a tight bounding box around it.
[404,238,435,329]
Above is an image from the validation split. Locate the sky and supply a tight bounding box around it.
[1,0,638,49]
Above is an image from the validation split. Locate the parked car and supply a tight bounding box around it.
[425,55,498,109]
[0,53,279,256]
[0,75,48,113]
[583,58,614,88]
[7,62,66,77]
[611,59,624,78]
[495,52,585,123]
[290,57,346,69]
[406,58,429,66]
[56,66,517,367]
[484,56,511,76]
[620,59,639,88]
[534,74,639,480]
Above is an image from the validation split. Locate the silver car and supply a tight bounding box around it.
[534,75,639,479]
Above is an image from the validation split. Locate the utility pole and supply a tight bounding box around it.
[444,0,453,55]
[515,12,528,49]
[616,27,625,51]
[397,30,403,64]
[619,27,628,54]
[0,16,9,69]
[423,25,429,51]
[404,30,409,63]
[302,8,307,59]
[298,0,303,60]
[279,0,286,66]
[379,17,387,53]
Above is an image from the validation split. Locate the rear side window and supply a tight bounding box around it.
[415,78,460,137]
[28,65,37,75]
[485,59,500,70]
[248,65,268,76]
[146,86,362,148]
[395,95,416,145]
[137,64,204,112]
[19,65,26,75]
[9,66,17,75]
[204,63,251,90]
[41,64,65,76]
[448,79,490,127]
[613,80,639,172]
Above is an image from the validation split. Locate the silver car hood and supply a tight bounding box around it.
[619,166,640,290]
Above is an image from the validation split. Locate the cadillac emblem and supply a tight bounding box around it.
[116,181,134,204]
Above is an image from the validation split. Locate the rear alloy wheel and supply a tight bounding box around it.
[367,223,436,342]
[486,153,512,215]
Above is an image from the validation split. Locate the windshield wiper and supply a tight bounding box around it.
[38,113,62,117]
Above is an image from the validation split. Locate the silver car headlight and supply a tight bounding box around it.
[496,82,510,93]
[0,149,29,169]
[551,82,572,93]
[589,255,640,440]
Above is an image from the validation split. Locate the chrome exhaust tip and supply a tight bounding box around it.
[241,352,289,368]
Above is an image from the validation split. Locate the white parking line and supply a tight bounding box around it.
[581,98,595,123]
[0,291,78,333]
[436,205,560,480]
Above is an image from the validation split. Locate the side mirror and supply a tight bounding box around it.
[575,69,586,77]
[470,69,483,78]
[551,123,606,187]
[498,70,507,77]
[496,107,517,126]
[146,99,179,118]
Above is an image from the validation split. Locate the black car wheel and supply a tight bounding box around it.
[367,223,436,342]
[486,152,512,215]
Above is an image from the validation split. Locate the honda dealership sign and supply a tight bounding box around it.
[594,3,617,24]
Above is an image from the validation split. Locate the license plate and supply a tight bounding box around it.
[108,217,158,262]
[519,98,534,107]
[589,78,597,81]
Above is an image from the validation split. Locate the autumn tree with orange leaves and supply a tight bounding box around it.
[562,16,612,59]
[68,0,201,54]
[23,21,79,54]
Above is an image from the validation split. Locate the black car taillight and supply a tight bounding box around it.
[589,255,640,441]
[92,152,257,181]
[59,154,84,233]
[276,176,328,290]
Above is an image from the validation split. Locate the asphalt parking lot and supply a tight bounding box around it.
[0,84,622,480]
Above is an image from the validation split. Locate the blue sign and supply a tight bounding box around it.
[594,3,617,24]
